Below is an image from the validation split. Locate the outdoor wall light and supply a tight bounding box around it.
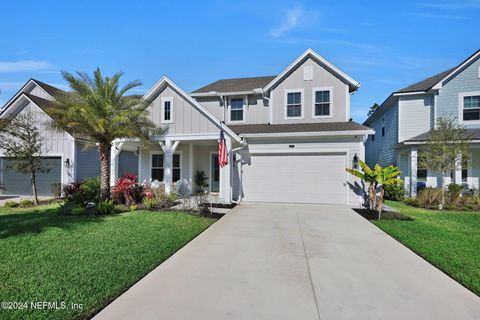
[353,154,359,169]
[65,158,71,167]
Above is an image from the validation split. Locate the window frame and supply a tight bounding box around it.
[459,91,480,124]
[150,151,182,183]
[312,87,333,119]
[228,97,246,123]
[284,89,304,120]
[161,97,174,124]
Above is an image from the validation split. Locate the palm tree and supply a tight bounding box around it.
[47,68,160,200]
[346,160,402,219]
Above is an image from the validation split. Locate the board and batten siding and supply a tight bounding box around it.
[196,95,270,125]
[0,100,75,185]
[398,94,433,142]
[436,57,480,128]
[75,141,101,182]
[270,57,350,124]
[146,85,219,135]
[365,100,398,168]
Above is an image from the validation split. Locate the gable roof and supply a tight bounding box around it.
[364,49,480,125]
[143,76,242,143]
[192,76,276,94]
[32,79,66,98]
[396,68,455,93]
[229,121,373,136]
[263,48,360,93]
[402,128,480,144]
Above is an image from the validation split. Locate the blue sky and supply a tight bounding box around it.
[0,0,479,122]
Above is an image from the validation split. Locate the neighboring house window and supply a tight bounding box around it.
[371,134,375,142]
[314,89,331,117]
[463,95,480,121]
[161,97,174,123]
[151,154,164,181]
[286,91,302,118]
[151,153,181,182]
[462,168,468,183]
[230,98,244,122]
[417,168,427,182]
[382,126,385,137]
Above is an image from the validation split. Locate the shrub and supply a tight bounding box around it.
[51,183,63,199]
[71,207,87,215]
[4,201,18,208]
[81,177,101,203]
[63,182,85,206]
[112,191,126,205]
[96,200,118,215]
[403,197,418,207]
[384,183,406,201]
[112,174,139,205]
[417,188,442,209]
[129,204,138,211]
[448,183,464,194]
[19,199,34,207]
[143,197,158,210]
[195,171,209,193]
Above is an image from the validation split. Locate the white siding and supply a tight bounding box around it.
[399,94,432,142]
[270,58,350,124]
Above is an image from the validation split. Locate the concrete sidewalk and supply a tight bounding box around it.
[94,203,480,320]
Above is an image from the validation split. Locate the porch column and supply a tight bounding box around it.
[410,146,418,197]
[189,143,194,194]
[219,135,232,203]
[110,141,124,186]
[160,139,179,193]
[454,153,462,185]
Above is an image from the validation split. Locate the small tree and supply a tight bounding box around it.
[0,112,49,205]
[347,160,402,219]
[419,117,472,206]
[367,103,380,117]
[194,171,209,194]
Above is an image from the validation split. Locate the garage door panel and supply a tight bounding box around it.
[242,153,347,204]
[1,157,61,196]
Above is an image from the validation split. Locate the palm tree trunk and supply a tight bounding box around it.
[99,143,111,200]
[377,187,385,219]
[369,184,375,209]
[31,172,39,205]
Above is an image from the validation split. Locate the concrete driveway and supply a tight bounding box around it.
[94,203,480,320]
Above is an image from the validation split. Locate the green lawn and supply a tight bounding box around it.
[0,204,215,320]
[373,201,480,296]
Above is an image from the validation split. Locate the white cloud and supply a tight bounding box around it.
[419,0,480,10]
[270,4,313,38]
[0,60,53,73]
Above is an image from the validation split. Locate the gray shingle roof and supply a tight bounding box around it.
[395,68,455,93]
[192,76,276,94]
[32,79,66,98]
[405,128,480,142]
[228,122,372,135]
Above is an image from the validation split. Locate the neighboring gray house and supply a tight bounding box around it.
[364,49,480,196]
[0,80,135,196]
[111,49,373,205]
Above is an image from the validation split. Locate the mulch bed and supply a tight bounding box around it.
[353,208,413,221]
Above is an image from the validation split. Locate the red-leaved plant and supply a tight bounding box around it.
[112,174,138,205]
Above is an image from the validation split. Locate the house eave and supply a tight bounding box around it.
[239,129,374,139]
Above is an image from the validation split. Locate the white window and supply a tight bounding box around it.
[463,95,480,121]
[313,87,332,118]
[230,98,244,122]
[161,97,173,123]
[285,89,303,119]
[151,153,181,182]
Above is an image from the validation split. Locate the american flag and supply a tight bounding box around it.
[218,129,228,168]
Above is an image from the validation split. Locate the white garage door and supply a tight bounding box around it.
[242,152,348,204]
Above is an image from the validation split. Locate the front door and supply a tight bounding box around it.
[211,154,220,193]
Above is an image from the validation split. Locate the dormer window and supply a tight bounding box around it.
[313,88,332,118]
[161,97,173,124]
[285,89,303,119]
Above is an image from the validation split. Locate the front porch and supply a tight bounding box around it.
[398,145,480,196]
[110,134,239,203]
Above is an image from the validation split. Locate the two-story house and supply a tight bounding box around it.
[364,49,480,196]
[111,49,373,205]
